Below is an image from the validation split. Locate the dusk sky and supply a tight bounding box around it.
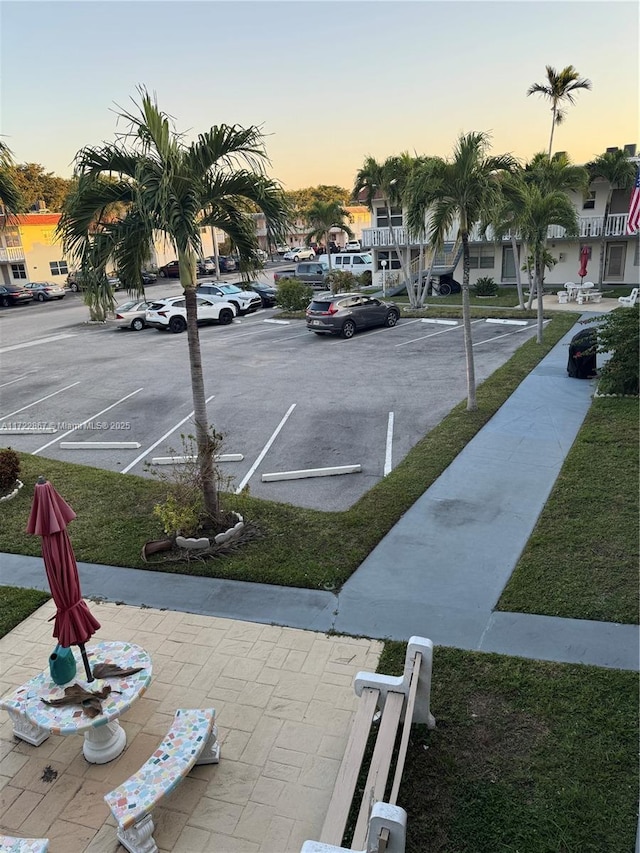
[2,1,638,191]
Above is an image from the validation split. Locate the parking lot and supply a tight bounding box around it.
[0,289,541,511]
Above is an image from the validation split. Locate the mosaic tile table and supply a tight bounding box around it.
[0,641,152,764]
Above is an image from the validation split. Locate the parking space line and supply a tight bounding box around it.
[121,395,215,474]
[385,412,394,476]
[234,403,296,494]
[0,382,81,421]
[0,374,30,389]
[273,332,311,343]
[0,333,77,355]
[33,388,144,455]
[396,319,484,348]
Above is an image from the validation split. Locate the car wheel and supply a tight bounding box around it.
[341,319,356,339]
[131,318,144,331]
[168,316,186,333]
[37,293,45,301]
[439,282,452,296]
[385,310,400,327]
[70,283,79,292]
[0,297,9,307]
[159,270,166,278]
[219,308,234,325]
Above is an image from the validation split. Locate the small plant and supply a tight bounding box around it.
[146,431,233,536]
[0,448,20,494]
[473,276,498,297]
[276,278,314,311]
[585,306,639,395]
[325,269,359,294]
[357,270,372,288]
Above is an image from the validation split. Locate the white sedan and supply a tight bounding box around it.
[283,246,315,262]
[145,295,237,333]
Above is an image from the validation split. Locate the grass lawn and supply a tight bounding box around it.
[374,642,639,853]
[499,397,639,624]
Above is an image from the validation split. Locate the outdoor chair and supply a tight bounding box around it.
[618,288,638,307]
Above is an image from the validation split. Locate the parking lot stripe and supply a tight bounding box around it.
[385,412,394,476]
[0,333,77,354]
[395,319,484,348]
[0,374,29,389]
[234,403,296,494]
[0,382,80,421]
[473,323,542,346]
[60,441,142,449]
[33,388,144,456]
[121,395,215,474]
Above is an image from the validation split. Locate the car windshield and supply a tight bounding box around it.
[218,285,242,294]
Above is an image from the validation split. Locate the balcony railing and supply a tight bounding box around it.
[0,246,25,262]
[362,214,630,247]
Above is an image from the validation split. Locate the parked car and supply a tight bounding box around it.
[198,257,217,275]
[107,277,122,291]
[145,295,236,333]
[343,240,362,252]
[217,255,237,273]
[67,272,123,291]
[305,292,400,338]
[274,244,289,255]
[109,299,151,331]
[157,260,181,278]
[197,281,262,315]
[283,246,315,262]
[141,271,158,286]
[246,281,277,307]
[24,282,65,301]
[0,284,33,307]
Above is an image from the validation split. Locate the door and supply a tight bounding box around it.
[604,243,626,281]
[501,245,517,280]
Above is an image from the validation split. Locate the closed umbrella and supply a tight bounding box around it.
[26,477,101,682]
[578,246,590,283]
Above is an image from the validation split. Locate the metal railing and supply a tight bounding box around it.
[0,246,26,262]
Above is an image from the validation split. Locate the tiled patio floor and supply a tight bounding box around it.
[0,600,382,852]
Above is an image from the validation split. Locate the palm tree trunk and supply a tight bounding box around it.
[460,232,477,412]
[326,228,332,271]
[386,200,410,293]
[179,250,219,523]
[597,195,612,286]
[535,248,544,344]
[548,103,557,158]
[511,236,525,309]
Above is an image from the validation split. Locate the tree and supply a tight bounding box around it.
[586,149,636,286]
[504,178,578,343]
[0,142,21,216]
[10,163,75,212]
[353,153,416,294]
[527,65,591,158]
[305,199,354,270]
[57,88,288,525]
[284,185,350,217]
[406,132,517,411]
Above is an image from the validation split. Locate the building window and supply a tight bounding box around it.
[375,207,403,228]
[4,228,21,248]
[377,250,401,271]
[11,263,26,279]
[469,245,495,269]
[49,260,69,276]
[583,191,596,210]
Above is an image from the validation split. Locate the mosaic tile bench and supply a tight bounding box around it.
[104,707,220,853]
[0,836,49,853]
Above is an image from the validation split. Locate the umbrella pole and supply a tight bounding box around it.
[78,644,94,682]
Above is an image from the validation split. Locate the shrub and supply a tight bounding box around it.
[325,269,360,294]
[473,276,498,297]
[587,306,639,395]
[0,448,20,493]
[276,278,314,311]
[358,270,372,288]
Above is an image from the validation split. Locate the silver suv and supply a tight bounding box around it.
[305,292,400,338]
[196,281,262,315]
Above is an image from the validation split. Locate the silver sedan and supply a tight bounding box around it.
[109,299,151,331]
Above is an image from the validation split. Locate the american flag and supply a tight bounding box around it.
[627,165,640,235]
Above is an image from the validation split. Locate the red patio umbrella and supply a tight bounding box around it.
[26,477,101,682]
[578,246,590,283]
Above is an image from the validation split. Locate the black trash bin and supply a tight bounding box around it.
[567,328,597,378]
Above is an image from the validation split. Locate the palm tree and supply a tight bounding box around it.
[527,65,592,158]
[586,149,636,285]
[407,132,517,411]
[57,88,288,525]
[0,141,21,217]
[503,179,578,342]
[353,153,416,292]
[305,200,354,271]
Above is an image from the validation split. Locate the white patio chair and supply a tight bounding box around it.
[618,288,638,307]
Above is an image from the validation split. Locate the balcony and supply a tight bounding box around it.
[0,246,25,263]
[362,214,631,248]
